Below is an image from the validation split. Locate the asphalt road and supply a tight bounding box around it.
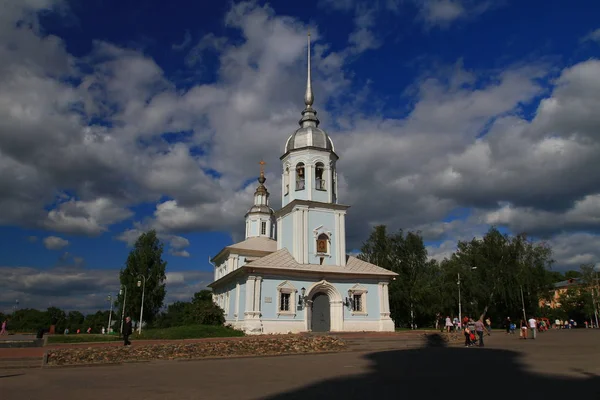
[1,329,599,399]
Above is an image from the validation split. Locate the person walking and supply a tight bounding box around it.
[474,318,488,347]
[445,316,453,332]
[520,319,528,339]
[123,316,133,346]
[485,317,492,335]
[528,317,538,339]
[0,319,7,335]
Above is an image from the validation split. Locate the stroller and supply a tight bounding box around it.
[465,322,479,346]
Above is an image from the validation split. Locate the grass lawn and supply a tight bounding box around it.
[47,334,121,344]
[395,327,437,331]
[47,325,244,344]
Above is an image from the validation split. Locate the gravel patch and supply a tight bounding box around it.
[46,336,347,366]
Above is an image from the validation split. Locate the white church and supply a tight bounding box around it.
[208,34,397,334]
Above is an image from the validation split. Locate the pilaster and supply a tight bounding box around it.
[277,218,282,249]
[254,276,263,314]
[235,282,240,320]
[245,276,256,316]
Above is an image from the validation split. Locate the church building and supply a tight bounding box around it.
[208,34,397,334]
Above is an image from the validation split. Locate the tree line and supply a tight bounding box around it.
[359,225,597,328]
[1,231,224,334]
[0,289,225,334]
[3,228,594,333]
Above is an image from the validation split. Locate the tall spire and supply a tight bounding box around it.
[304,31,313,107]
[299,31,319,128]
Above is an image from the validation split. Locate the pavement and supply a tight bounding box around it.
[1,329,599,399]
[0,330,429,362]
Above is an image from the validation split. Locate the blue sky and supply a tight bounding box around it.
[1,0,600,313]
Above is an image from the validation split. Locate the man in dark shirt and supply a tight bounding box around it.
[123,316,133,346]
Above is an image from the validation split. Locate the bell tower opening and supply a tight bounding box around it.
[315,162,325,191]
[296,163,305,191]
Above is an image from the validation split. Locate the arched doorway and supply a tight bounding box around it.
[304,280,343,332]
[311,293,330,332]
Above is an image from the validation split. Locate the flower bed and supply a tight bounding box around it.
[45,335,347,366]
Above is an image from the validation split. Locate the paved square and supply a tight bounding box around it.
[1,330,599,399]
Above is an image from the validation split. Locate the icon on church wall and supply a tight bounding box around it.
[317,239,327,253]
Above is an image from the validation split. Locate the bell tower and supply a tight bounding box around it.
[276,33,349,266]
[245,161,276,240]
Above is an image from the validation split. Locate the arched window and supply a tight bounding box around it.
[296,163,305,190]
[315,162,326,191]
[316,233,329,254]
[284,167,290,195]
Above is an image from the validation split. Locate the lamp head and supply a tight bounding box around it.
[137,280,141,287]
[300,287,306,297]
[348,289,352,298]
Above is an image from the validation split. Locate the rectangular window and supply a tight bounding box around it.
[352,294,362,312]
[261,221,266,235]
[280,292,291,311]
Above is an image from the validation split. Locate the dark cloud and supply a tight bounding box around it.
[0,266,212,314]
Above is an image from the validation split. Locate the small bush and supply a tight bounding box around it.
[137,324,243,340]
[47,334,121,344]
[47,324,244,344]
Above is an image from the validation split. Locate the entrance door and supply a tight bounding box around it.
[311,293,330,332]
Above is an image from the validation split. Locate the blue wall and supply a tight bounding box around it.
[307,210,338,265]
[311,183,329,203]
[259,276,381,321]
[280,214,294,252]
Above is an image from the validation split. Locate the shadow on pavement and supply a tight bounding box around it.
[265,334,600,399]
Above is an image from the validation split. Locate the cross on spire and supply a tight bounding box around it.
[259,160,266,176]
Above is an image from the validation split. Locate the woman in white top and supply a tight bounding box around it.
[445,316,453,332]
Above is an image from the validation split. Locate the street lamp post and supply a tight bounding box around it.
[458,273,462,325]
[593,264,600,329]
[119,286,127,335]
[107,294,113,334]
[137,275,147,335]
[520,285,527,323]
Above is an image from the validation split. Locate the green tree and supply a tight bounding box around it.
[564,270,582,280]
[192,290,213,303]
[46,306,66,331]
[439,228,554,324]
[153,290,224,327]
[359,226,440,328]
[117,230,167,327]
[190,290,224,325]
[67,311,85,330]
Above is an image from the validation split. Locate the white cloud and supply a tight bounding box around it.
[44,197,133,236]
[0,266,211,314]
[415,0,496,27]
[1,0,600,277]
[43,236,69,250]
[172,30,192,51]
[581,28,600,44]
[116,228,193,258]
